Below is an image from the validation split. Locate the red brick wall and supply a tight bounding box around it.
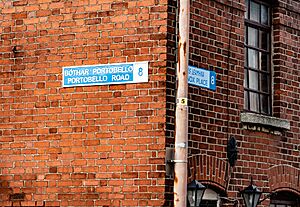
[186,0,300,204]
[0,0,169,206]
[273,1,300,121]
[1,0,300,206]
[166,0,300,205]
[239,0,300,198]
[187,0,245,201]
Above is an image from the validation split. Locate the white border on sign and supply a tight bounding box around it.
[62,61,149,87]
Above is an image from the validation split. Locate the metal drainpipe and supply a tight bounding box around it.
[174,0,190,206]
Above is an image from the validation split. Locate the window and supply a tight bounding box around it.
[200,189,219,207]
[244,0,271,115]
[270,191,300,207]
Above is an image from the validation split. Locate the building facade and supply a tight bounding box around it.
[0,0,299,206]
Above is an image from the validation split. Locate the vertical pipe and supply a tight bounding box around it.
[174,0,190,206]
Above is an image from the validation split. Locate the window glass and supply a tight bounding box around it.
[250,1,260,22]
[261,4,269,25]
[245,0,249,18]
[248,49,258,69]
[270,191,300,207]
[200,188,219,207]
[250,92,259,112]
[244,0,271,114]
[248,27,258,47]
[260,53,269,71]
[260,30,269,50]
[260,95,269,114]
[249,70,258,90]
[260,73,269,92]
[200,200,217,207]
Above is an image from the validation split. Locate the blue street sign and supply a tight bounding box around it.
[62,62,148,87]
[188,66,216,91]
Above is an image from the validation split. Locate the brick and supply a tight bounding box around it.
[33,141,50,148]
[84,140,100,146]
[111,2,128,9]
[49,128,57,134]
[49,167,57,173]
[1,0,299,206]
[58,34,75,41]
[71,173,87,179]
[13,0,28,6]
[83,180,99,186]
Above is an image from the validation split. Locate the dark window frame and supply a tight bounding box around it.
[244,0,272,115]
[270,191,300,207]
[199,200,218,207]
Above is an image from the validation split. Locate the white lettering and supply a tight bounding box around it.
[67,77,81,84]
[112,74,130,81]
[65,68,89,77]
[67,75,107,85]
[188,76,195,83]
[191,69,205,77]
[195,77,208,86]
[93,66,133,75]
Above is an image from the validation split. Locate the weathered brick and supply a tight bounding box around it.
[1,0,299,206]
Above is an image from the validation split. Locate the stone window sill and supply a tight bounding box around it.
[241,112,290,131]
